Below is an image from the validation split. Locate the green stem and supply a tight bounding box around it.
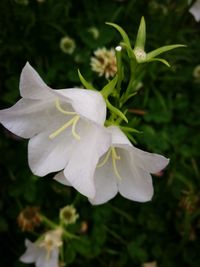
[41,215,79,240]
[115,46,123,94]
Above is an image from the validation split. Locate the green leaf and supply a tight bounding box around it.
[147,57,170,67]
[106,22,132,57]
[106,99,128,123]
[134,16,146,50]
[147,44,186,60]
[120,126,141,134]
[77,69,96,90]
[101,75,118,98]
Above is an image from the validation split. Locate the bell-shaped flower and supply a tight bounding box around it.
[55,126,169,204]
[20,228,63,267]
[0,63,110,198]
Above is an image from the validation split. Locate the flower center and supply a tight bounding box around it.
[49,98,80,140]
[97,146,122,179]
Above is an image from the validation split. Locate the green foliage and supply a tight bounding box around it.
[0,0,200,266]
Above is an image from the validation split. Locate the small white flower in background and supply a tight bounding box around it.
[90,47,117,79]
[20,228,63,267]
[87,27,100,39]
[60,36,76,54]
[142,261,157,267]
[193,64,200,81]
[55,126,169,205]
[189,0,200,22]
[0,63,110,199]
[59,205,79,225]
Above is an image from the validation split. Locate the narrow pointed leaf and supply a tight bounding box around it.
[147,58,171,67]
[106,22,132,52]
[147,44,186,60]
[106,99,128,123]
[134,16,146,50]
[101,75,118,98]
[120,126,141,134]
[78,69,96,90]
[125,132,137,144]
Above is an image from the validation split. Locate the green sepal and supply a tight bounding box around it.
[78,69,96,90]
[101,75,118,98]
[106,98,128,123]
[147,57,170,67]
[120,126,141,134]
[146,44,186,60]
[134,16,146,50]
[125,132,137,144]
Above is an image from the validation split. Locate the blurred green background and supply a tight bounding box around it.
[0,0,200,266]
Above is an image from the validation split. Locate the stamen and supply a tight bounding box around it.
[112,147,121,160]
[49,116,77,139]
[55,98,76,115]
[111,147,122,180]
[71,116,81,140]
[97,149,112,168]
[97,146,122,180]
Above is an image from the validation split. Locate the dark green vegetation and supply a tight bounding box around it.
[0,0,200,266]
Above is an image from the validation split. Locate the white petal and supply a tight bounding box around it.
[107,126,132,147]
[55,89,107,125]
[189,0,200,21]
[89,158,118,205]
[0,98,54,138]
[117,149,153,202]
[64,124,110,198]
[53,171,71,186]
[20,62,53,99]
[20,239,40,263]
[36,248,58,267]
[131,147,169,174]
[28,124,76,176]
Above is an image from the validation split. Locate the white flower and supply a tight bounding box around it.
[189,0,200,22]
[90,47,117,79]
[0,63,110,198]
[55,126,169,204]
[20,228,63,267]
[59,205,79,225]
[60,36,76,54]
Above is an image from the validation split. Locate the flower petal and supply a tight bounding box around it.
[0,98,54,138]
[117,149,153,202]
[20,239,41,263]
[55,89,107,125]
[64,124,110,198]
[108,125,132,147]
[189,0,200,22]
[28,125,77,176]
[36,248,58,267]
[53,171,71,186]
[20,62,53,99]
[131,147,169,174]
[89,158,118,205]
